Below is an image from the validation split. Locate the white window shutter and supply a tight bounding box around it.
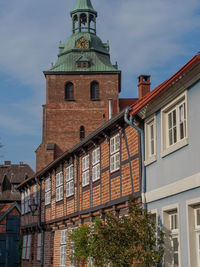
[86,155,89,169]
[70,165,73,179]
[56,188,60,201]
[60,172,63,184]
[97,148,100,162]
[110,138,114,154]
[110,156,114,172]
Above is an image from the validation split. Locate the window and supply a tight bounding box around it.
[163,208,180,266]
[195,208,200,265]
[22,235,27,259]
[33,184,37,204]
[37,233,42,261]
[110,134,120,173]
[60,229,67,267]
[22,234,31,260]
[45,178,51,205]
[82,155,89,186]
[56,172,64,202]
[21,192,25,215]
[161,91,188,157]
[66,165,74,197]
[90,81,99,100]
[80,126,85,140]
[65,82,74,100]
[12,183,18,192]
[6,216,20,234]
[26,234,32,260]
[145,115,156,165]
[25,189,30,213]
[92,147,100,181]
[170,212,178,232]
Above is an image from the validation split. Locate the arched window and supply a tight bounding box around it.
[65,82,74,101]
[80,126,85,140]
[80,13,87,32]
[90,81,99,100]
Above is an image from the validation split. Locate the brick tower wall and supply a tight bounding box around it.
[36,73,120,171]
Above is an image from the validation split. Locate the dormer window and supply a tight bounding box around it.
[76,55,90,68]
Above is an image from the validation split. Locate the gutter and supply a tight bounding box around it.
[124,108,147,209]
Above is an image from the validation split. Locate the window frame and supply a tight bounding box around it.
[26,234,32,260]
[161,91,188,157]
[22,235,27,259]
[60,229,67,267]
[45,177,51,206]
[66,165,74,198]
[110,134,120,173]
[92,147,100,182]
[56,171,64,202]
[65,82,74,101]
[144,114,157,166]
[37,233,42,261]
[90,81,100,101]
[33,184,38,204]
[21,192,25,215]
[162,205,181,267]
[82,155,90,187]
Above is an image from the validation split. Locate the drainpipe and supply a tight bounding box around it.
[36,178,44,267]
[124,108,147,209]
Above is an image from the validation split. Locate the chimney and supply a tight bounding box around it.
[4,161,11,165]
[138,75,151,99]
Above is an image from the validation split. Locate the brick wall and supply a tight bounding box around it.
[21,124,141,267]
[36,73,120,171]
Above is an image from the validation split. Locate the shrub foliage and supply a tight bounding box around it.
[70,197,164,266]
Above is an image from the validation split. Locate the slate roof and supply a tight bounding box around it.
[0,162,34,184]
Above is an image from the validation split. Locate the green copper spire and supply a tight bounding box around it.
[71,0,97,14]
[44,0,119,73]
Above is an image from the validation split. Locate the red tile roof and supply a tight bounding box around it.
[130,54,200,116]
[0,203,13,216]
[119,98,138,111]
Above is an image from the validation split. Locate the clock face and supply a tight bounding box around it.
[77,38,89,49]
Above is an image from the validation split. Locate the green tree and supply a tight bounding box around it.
[70,197,164,267]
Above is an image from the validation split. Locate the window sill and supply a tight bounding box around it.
[110,167,120,174]
[65,99,75,102]
[66,195,74,200]
[91,99,100,101]
[161,138,188,158]
[144,155,157,166]
[56,199,64,204]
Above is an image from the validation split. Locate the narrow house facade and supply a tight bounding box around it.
[129,54,200,267]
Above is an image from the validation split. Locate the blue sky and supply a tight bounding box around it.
[0,0,200,170]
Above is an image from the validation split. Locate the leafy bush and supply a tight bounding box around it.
[70,197,164,267]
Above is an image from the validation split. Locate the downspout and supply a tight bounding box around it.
[36,178,44,267]
[124,108,147,209]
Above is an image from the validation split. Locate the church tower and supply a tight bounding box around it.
[36,0,121,171]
